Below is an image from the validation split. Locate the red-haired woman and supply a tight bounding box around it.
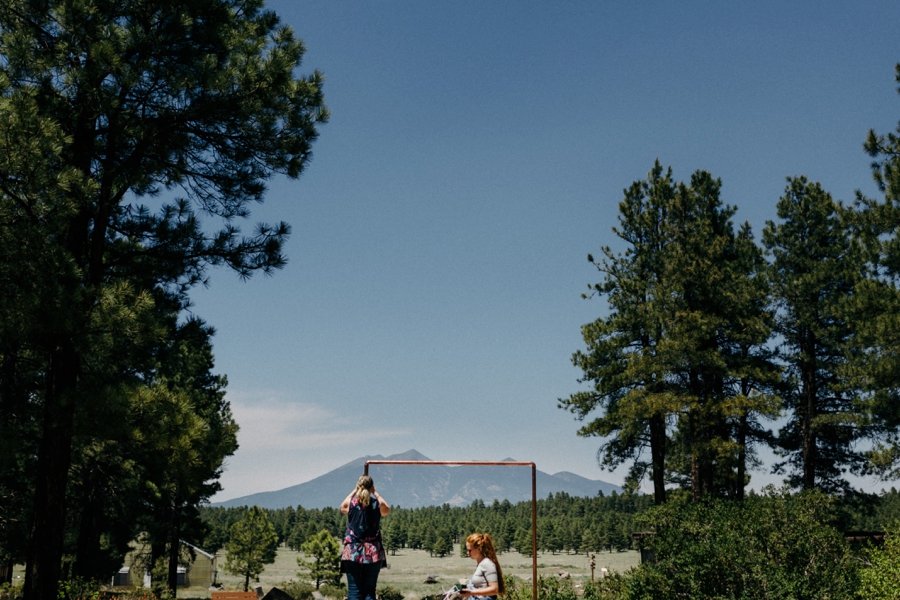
[459,533,505,599]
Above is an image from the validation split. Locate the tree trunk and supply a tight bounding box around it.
[168,500,181,597]
[73,478,101,580]
[25,344,78,600]
[649,414,667,504]
[801,332,817,490]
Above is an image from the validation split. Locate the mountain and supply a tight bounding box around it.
[211,450,623,509]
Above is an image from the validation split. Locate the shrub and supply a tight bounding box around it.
[377,586,403,600]
[858,520,900,599]
[622,487,859,600]
[318,582,345,600]
[0,581,23,600]
[581,574,627,600]
[277,580,316,600]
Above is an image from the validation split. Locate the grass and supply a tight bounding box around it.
[214,545,639,600]
[7,546,639,599]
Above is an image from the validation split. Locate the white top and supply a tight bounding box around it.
[468,558,498,593]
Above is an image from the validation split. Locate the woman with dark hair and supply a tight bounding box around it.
[340,475,390,600]
[459,533,505,599]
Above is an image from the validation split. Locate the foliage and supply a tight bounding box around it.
[0,0,327,596]
[297,529,341,589]
[225,507,280,591]
[858,520,900,599]
[276,580,316,600]
[763,177,868,492]
[562,162,779,503]
[0,581,23,600]
[623,487,858,599]
[581,575,628,600]
[317,583,345,600]
[202,492,652,559]
[377,586,404,600]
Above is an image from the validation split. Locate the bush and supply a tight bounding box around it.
[0,581,23,600]
[858,520,900,599]
[277,580,316,600]
[581,574,627,600]
[318,582,345,600]
[623,487,858,599]
[377,586,403,600]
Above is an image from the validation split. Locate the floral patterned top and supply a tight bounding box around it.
[341,495,385,566]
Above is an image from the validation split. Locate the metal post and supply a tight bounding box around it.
[362,460,538,600]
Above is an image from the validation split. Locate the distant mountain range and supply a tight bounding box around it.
[212,449,623,509]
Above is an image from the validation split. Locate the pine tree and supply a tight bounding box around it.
[561,161,679,504]
[0,2,327,597]
[564,162,778,502]
[225,507,280,592]
[297,529,341,590]
[763,177,867,492]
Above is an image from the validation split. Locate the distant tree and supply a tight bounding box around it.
[382,519,400,556]
[225,507,279,591]
[431,528,453,558]
[297,529,341,590]
[515,528,533,557]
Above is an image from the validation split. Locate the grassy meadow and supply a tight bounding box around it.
[214,545,639,600]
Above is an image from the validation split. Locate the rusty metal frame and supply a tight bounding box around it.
[364,460,538,600]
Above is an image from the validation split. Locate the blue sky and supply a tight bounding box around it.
[201,1,900,501]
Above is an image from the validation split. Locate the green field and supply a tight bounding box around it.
[215,545,639,600]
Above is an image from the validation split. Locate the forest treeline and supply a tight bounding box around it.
[198,487,900,557]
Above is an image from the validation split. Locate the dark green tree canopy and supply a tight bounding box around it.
[0,1,327,598]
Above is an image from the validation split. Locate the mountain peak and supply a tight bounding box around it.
[386,449,432,461]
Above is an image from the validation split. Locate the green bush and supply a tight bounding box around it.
[0,581,23,600]
[318,582,345,600]
[581,574,627,600]
[622,487,858,599]
[858,520,900,599]
[277,580,316,600]
[376,585,403,600]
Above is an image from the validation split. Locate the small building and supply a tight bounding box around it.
[111,538,217,589]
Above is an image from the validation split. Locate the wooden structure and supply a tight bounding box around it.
[211,591,259,600]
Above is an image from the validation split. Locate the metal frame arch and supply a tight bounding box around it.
[364,460,538,600]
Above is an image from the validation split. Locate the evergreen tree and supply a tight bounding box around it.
[0,2,327,598]
[763,177,867,492]
[297,529,341,590]
[849,62,900,480]
[431,528,453,558]
[561,162,679,504]
[661,171,778,499]
[224,507,280,592]
[564,162,778,503]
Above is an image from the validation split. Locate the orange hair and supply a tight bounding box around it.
[466,533,505,595]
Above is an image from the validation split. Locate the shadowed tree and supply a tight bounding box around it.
[0,2,327,598]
